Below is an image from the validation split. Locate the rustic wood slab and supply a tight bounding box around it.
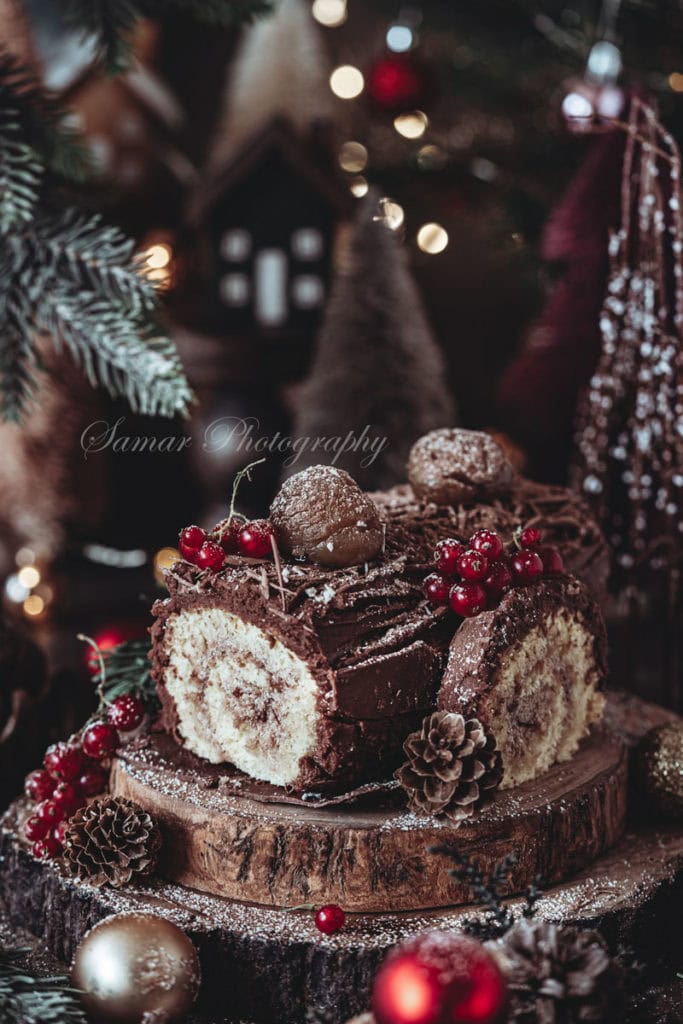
[110,723,628,912]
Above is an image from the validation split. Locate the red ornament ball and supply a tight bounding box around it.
[510,550,544,584]
[314,904,346,935]
[178,525,206,561]
[82,722,119,761]
[423,573,451,607]
[107,694,146,733]
[434,539,465,576]
[449,582,487,618]
[367,53,429,111]
[195,540,226,572]
[24,769,56,803]
[44,743,84,782]
[238,519,274,559]
[372,931,507,1024]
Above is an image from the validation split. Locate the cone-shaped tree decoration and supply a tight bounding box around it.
[289,191,456,489]
[571,100,683,592]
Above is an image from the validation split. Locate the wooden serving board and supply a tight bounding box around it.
[110,722,628,912]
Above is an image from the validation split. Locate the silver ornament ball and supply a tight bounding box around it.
[71,912,201,1024]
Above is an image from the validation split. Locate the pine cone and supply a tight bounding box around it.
[395,711,503,824]
[63,796,161,888]
[490,919,620,1023]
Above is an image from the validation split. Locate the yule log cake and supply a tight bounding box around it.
[150,428,609,794]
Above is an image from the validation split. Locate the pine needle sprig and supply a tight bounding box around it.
[91,637,158,710]
[0,946,86,1024]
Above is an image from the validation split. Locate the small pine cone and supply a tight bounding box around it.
[489,919,620,1023]
[63,796,161,889]
[395,710,503,824]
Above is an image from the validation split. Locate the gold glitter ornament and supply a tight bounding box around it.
[638,722,683,820]
[71,912,201,1023]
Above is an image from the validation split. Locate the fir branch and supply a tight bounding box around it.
[0,947,86,1024]
[430,845,520,940]
[0,114,42,233]
[93,637,158,708]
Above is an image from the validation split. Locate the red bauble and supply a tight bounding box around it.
[314,904,346,934]
[372,931,507,1024]
[82,722,119,761]
[434,539,465,576]
[107,694,146,733]
[238,519,274,559]
[424,573,451,607]
[449,582,487,618]
[44,743,84,782]
[367,53,429,112]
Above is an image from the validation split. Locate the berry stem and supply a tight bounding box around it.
[228,458,266,525]
[270,533,287,612]
[282,902,316,912]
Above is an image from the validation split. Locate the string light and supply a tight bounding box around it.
[374,198,405,231]
[417,222,449,254]
[338,141,368,172]
[669,72,683,92]
[23,595,45,618]
[350,175,369,197]
[311,0,347,27]
[393,111,428,139]
[18,565,40,589]
[330,65,364,99]
[386,24,414,53]
[141,240,174,289]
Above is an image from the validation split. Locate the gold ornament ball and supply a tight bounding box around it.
[71,912,201,1024]
[638,722,683,820]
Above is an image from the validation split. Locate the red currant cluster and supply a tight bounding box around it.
[178,517,275,573]
[423,526,564,618]
[22,694,145,861]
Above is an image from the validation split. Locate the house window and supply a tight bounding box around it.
[221,229,252,261]
[255,250,288,326]
[291,228,323,261]
[292,274,324,309]
[221,273,250,306]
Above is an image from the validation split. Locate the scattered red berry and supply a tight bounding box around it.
[423,573,451,606]
[433,538,465,575]
[538,545,565,574]
[82,722,119,761]
[212,517,244,554]
[449,582,487,618]
[315,904,346,934]
[24,769,56,803]
[456,549,490,582]
[78,765,108,797]
[51,782,82,815]
[37,799,66,826]
[195,540,226,572]
[32,837,61,860]
[24,813,50,841]
[511,549,544,584]
[54,820,69,847]
[518,526,542,549]
[44,743,83,782]
[179,525,206,561]
[238,519,274,559]
[483,560,513,602]
[470,529,504,560]
[107,694,145,733]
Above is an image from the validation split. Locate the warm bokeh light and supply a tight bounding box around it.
[339,140,368,172]
[417,222,449,254]
[154,546,180,584]
[312,0,347,27]
[144,243,172,269]
[417,144,447,171]
[375,198,405,231]
[18,565,40,589]
[669,72,683,92]
[394,110,428,139]
[330,65,364,99]
[350,175,369,197]
[561,90,593,121]
[23,595,45,617]
[15,546,36,566]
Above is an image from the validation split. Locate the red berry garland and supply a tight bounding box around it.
[424,526,566,619]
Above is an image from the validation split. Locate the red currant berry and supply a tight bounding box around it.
[44,743,84,782]
[449,582,487,618]
[51,782,82,815]
[238,519,274,559]
[195,540,226,572]
[82,722,119,761]
[470,529,504,560]
[483,560,513,602]
[37,799,66,826]
[538,545,565,574]
[455,549,489,582]
[78,766,108,797]
[315,904,346,935]
[434,538,465,575]
[423,573,451,606]
[24,769,56,803]
[211,517,243,554]
[24,813,49,841]
[107,694,145,733]
[519,526,542,549]
[32,837,60,860]
[511,549,544,584]
[179,525,206,561]
[54,819,69,846]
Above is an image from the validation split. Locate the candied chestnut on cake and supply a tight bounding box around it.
[438,576,607,788]
[408,428,515,506]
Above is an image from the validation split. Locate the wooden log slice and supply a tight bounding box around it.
[110,723,628,912]
[0,821,681,1024]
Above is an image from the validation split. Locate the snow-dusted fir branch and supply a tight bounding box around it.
[0,946,86,1024]
[0,58,192,422]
